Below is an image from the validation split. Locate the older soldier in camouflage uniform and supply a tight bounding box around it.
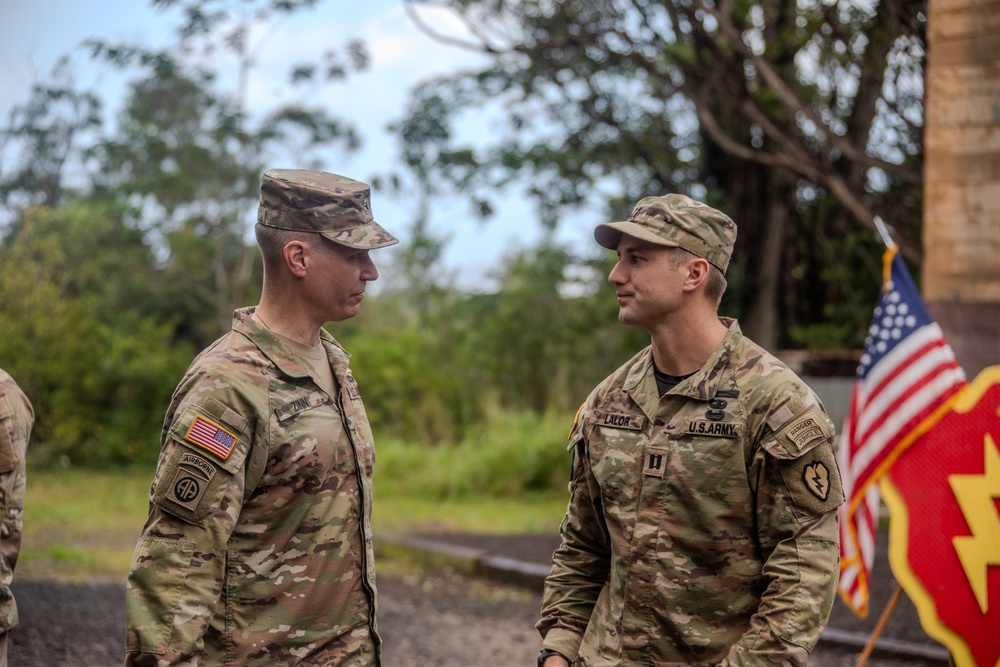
[126,169,398,666]
[0,369,32,667]
[536,195,845,667]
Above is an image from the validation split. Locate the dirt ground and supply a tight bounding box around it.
[424,531,946,651]
[10,530,948,667]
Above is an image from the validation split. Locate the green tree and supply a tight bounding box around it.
[0,0,375,464]
[396,0,925,350]
[0,57,101,227]
[0,204,194,465]
[83,0,369,342]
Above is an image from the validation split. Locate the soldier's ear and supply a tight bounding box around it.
[283,240,308,277]
[682,256,711,292]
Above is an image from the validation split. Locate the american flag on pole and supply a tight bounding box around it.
[837,245,966,617]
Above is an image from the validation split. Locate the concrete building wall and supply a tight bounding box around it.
[924,0,1000,377]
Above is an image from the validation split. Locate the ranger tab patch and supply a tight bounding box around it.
[785,416,826,451]
[185,415,237,460]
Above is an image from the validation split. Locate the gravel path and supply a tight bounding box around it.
[9,530,948,666]
[10,570,542,667]
[10,572,943,667]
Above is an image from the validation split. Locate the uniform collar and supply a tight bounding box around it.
[232,307,349,380]
[623,318,742,417]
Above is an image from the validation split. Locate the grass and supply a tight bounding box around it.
[374,493,565,535]
[20,467,152,581]
[21,447,568,582]
[21,410,572,581]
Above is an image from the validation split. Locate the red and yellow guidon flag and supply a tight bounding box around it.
[881,365,1000,667]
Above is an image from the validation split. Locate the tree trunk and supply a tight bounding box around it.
[740,170,796,351]
[715,145,796,351]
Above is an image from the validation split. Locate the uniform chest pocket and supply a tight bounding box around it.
[269,393,354,487]
[589,413,648,509]
[273,391,333,425]
[651,432,750,507]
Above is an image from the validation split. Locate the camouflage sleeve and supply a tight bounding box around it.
[126,382,257,665]
[536,402,611,660]
[725,394,846,667]
[0,374,32,635]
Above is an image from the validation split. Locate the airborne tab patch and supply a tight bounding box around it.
[185,415,237,460]
[594,410,645,431]
[166,453,217,512]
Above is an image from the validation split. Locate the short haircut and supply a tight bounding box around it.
[667,247,728,308]
[254,223,315,272]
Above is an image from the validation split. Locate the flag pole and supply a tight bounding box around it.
[873,216,895,250]
[851,214,903,665]
[854,585,903,667]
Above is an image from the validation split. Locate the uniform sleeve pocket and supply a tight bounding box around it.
[0,395,18,475]
[126,535,197,654]
[167,403,250,475]
[152,403,252,525]
[151,441,237,525]
[761,408,844,519]
[761,447,845,518]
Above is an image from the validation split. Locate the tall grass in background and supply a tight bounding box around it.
[375,407,574,500]
[372,408,574,534]
[22,408,575,579]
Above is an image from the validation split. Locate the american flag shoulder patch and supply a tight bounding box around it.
[185,415,238,460]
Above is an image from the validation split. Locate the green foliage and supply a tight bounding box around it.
[22,463,563,581]
[0,0,380,466]
[0,57,102,216]
[20,467,155,580]
[374,408,573,500]
[342,239,644,446]
[0,204,194,466]
[0,0,914,471]
[345,316,481,445]
[392,0,927,349]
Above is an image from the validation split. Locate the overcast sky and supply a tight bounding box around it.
[1,0,597,288]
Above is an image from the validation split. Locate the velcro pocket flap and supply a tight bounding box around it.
[167,401,250,474]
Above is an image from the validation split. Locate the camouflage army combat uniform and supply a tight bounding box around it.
[0,369,32,665]
[538,320,845,666]
[126,309,380,666]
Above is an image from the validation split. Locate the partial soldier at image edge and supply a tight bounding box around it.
[0,368,33,667]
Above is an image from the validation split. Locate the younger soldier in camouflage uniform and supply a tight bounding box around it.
[0,368,32,667]
[536,195,845,667]
[126,170,398,666]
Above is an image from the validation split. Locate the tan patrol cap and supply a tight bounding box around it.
[594,194,737,273]
[256,169,399,249]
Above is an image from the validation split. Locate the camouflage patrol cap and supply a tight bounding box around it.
[595,194,737,273]
[257,169,399,249]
